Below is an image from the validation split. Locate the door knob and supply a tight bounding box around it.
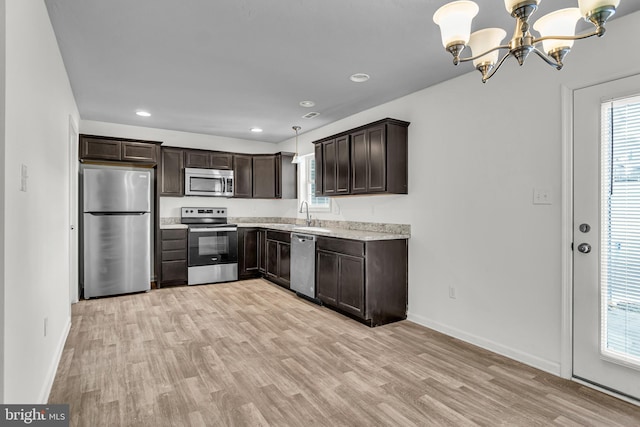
[579,223,591,233]
[577,243,592,254]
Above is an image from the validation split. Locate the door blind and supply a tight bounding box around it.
[600,95,640,366]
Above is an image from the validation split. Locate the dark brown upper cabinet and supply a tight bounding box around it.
[319,135,350,196]
[276,153,297,199]
[252,153,297,199]
[79,134,161,164]
[233,154,253,198]
[313,118,408,196]
[184,149,233,170]
[159,147,184,197]
[252,155,277,198]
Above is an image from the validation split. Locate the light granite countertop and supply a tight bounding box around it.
[159,217,410,241]
[159,224,188,230]
[237,223,410,241]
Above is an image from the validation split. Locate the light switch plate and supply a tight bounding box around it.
[20,164,28,192]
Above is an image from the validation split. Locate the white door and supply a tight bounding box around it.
[69,116,79,304]
[573,74,640,401]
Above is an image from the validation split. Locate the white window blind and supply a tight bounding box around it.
[298,154,330,211]
[600,95,640,366]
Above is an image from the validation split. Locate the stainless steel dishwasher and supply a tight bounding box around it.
[290,233,318,302]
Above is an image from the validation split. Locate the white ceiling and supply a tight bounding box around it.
[45,0,640,143]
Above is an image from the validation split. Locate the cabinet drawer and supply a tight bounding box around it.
[317,237,364,257]
[161,260,187,283]
[161,229,187,240]
[162,239,186,251]
[266,230,291,243]
[162,249,187,262]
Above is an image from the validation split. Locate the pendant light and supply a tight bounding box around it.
[291,126,301,164]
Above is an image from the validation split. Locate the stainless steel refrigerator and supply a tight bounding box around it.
[83,167,151,298]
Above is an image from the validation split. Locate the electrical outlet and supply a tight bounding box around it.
[533,188,551,205]
[44,317,48,337]
[449,286,456,299]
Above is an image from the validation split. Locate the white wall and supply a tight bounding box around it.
[3,0,79,403]
[0,0,6,405]
[275,12,640,374]
[79,120,298,219]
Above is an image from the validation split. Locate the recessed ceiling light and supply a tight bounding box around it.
[250,127,263,133]
[299,100,315,108]
[350,73,370,83]
[136,110,151,117]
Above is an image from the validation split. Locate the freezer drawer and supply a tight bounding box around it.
[83,168,151,213]
[83,213,151,298]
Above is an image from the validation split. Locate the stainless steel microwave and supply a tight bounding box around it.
[184,168,234,197]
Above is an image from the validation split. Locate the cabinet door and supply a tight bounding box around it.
[161,261,188,283]
[258,230,267,273]
[314,143,324,196]
[278,242,291,288]
[350,130,367,193]
[121,142,157,163]
[184,150,210,168]
[210,152,233,170]
[367,125,386,192]
[337,254,365,317]
[323,139,337,195]
[159,147,184,196]
[80,137,121,161]
[316,250,338,307]
[233,154,253,198]
[266,240,279,279]
[336,135,351,194]
[238,228,259,279]
[252,155,276,198]
[277,153,297,199]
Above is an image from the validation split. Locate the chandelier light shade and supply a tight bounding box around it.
[433,1,479,48]
[468,28,507,69]
[533,8,583,55]
[579,0,620,16]
[433,0,622,82]
[504,0,541,14]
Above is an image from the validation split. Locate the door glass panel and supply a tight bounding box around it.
[600,95,640,367]
[199,235,229,256]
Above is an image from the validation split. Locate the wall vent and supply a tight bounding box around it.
[302,112,320,119]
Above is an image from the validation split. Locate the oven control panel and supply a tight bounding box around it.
[181,207,227,219]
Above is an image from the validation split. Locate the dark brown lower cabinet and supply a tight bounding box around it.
[265,230,290,289]
[258,230,267,274]
[238,228,260,279]
[316,237,407,326]
[160,229,188,286]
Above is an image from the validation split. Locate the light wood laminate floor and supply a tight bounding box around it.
[49,279,640,426]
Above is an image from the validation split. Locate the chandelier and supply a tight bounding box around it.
[433,0,621,82]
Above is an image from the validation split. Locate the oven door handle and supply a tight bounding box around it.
[189,227,237,232]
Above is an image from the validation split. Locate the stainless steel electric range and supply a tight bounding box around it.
[181,207,238,285]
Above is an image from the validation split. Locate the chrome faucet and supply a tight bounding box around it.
[299,201,312,227]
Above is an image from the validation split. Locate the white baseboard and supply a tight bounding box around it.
[39,316,71,404]
[406,312,561,376]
